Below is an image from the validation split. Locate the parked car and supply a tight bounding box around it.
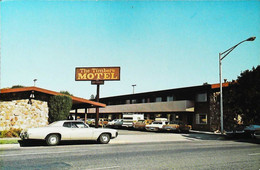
[145,120,169,131]
[89,118,109,127]
[254,131,260,139]
[225,125,247,138]
[99,118,109,127]
[244,125,260,138]
[20,120,118,146]
[86,119,95,126]
[162,121,191,133]
[133,120,154,130]
[107,119,123,128]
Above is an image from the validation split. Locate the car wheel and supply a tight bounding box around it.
[46,134,60,146]
[98,133,110,144]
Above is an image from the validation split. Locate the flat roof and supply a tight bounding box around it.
[100,83,230,100]
[0,86,106,108]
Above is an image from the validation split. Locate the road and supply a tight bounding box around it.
[0,130,259,170]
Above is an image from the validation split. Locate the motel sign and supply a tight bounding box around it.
[75,67,120,81]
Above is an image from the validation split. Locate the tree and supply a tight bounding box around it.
[225,65,260,125]
[60,91,73,96]
[90,94,95,100]
[48,95,73,123]
[11,85,25,89]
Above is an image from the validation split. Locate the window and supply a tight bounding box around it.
[196,93,207,102]
[132,99,137,104]
[196,114,207,124]
[167,96,174,102]
[75,122,87,128]
[155,97,162,102]
[71,122,88,128]
[126,100,130,104]
[63,122,71,128]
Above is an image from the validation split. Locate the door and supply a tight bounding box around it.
[69,122,94,140]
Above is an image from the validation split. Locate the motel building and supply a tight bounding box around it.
[85,83,229,132]
[0,83,228,132]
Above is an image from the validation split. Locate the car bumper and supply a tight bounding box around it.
[111,132,118,139]
[145,127,159,131]
[163,126,177,131]
[20,132,29,140]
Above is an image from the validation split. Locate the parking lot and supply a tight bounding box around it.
[109,128,225,144]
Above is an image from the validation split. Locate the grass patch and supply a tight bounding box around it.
[0,139,19,144]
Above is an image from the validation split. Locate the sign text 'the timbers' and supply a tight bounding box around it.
[75,67,120,81]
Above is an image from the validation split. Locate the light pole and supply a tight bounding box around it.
[219,36,255,134]
[33,79,37,86]
[132,84,136,94]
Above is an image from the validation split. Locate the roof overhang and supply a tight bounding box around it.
[0,86,106,108]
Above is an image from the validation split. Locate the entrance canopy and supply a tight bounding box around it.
[0,86,106,109]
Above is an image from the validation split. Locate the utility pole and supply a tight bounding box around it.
[132,84,136,94]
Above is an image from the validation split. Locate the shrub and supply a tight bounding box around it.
[0,128,22,138]
[48,95,72,123]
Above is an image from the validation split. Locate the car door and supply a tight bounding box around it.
[69,122,94,140]
[61,122,74,140]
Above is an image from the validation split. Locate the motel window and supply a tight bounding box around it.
[126,100,131,104]
[196,114,207,124]
[155,97,162,102]
[196,93,207,102]
[167,96,174,102]
[132,99,137,104]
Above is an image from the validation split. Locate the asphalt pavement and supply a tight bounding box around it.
[1,138,259,170]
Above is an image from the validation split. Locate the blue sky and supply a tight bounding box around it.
[1,1,260,98]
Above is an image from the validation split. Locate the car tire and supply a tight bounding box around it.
[98,133,110,144]
[46,134,60,146]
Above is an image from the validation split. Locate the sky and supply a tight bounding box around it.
[1,0,260,99]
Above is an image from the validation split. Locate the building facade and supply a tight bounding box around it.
[0,87,105,131]
[87,83,228,131]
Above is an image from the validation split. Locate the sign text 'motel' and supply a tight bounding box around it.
[75,67,120,81]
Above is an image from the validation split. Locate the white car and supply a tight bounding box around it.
[20,120,118,146]
[107,119,123,128]
[145,121,169,131]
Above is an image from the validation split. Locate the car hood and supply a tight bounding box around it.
[244,125,260,131]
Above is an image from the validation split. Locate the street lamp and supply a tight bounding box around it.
[219,36,255,134]
[33,79,37,86]
[132,84,136,94]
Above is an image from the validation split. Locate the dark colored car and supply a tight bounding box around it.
[225,125,247,138]
[162,121,191,133]
[244,125,260,139]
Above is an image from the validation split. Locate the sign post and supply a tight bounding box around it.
[95,82,100,128]
[75,67,120,128]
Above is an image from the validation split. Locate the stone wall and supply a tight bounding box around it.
[0,99,49,131]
